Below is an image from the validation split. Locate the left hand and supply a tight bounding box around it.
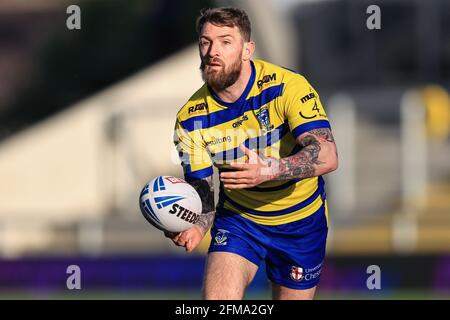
[165,225,205,252]
[220,145,277,189]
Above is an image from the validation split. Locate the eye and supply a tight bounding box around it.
[200,40,210,47]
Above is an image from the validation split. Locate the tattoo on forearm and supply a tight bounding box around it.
[196,211,215,234]
[189,176,215,233]
[275,128,335,180]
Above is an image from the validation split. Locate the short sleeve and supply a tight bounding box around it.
[281,75,331,138]
[173,118,213,180]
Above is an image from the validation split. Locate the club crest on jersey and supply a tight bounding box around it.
[214,229,229,246]
[256,107,274,133]
[290,266,304,282]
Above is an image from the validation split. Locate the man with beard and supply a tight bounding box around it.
[169,7,338,300]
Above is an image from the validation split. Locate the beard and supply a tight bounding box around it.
[200,54,242,91]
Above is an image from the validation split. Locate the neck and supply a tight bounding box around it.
[211,61,252,103]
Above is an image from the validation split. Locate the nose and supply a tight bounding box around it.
[208,41,220,58]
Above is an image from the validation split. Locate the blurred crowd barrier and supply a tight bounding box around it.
[0,0,448,259]
[0,45,449,258]
[0,254,449,296]
[0,0,448,297]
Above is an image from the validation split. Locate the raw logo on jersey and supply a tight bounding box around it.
[188,102,208,114]
[257,73,276,89]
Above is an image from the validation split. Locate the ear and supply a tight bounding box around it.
[242,41,255,61]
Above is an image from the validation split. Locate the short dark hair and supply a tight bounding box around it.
[196,7,251,42]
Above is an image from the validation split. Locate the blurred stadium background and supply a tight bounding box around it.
[0,0,449,299]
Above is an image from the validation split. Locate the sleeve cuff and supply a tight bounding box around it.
[184,166,214,180]
[291,120,331,138]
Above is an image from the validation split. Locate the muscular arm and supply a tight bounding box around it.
[165,175,214,251]
[220,128,338,188]
[188,175,215,235]
[273,128,338,180]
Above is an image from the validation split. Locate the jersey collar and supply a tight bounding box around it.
[208,60,256,108]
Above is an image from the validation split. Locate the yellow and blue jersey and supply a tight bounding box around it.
[174,59,331,226]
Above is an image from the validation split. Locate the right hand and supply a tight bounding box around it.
[164,225,205,252]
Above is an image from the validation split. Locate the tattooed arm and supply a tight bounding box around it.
[165,175,215,252]
[274,128,338,180]
[189,176,215,235]
[220,128,338,188]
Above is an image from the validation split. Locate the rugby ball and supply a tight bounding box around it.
[139,176,202,233]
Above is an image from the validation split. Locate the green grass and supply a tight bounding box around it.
[316,290,450,300]
[0,289,449,300]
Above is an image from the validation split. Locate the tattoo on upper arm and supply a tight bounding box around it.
[276,128,335,180]
[304,128,335,143]
[308,128,338,157]
[189,176,215,233]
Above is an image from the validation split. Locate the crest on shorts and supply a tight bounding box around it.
[290,266,304,282]
[255,107,274,133]
[214,229,229,246]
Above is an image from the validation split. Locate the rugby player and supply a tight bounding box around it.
[168,7,338,300]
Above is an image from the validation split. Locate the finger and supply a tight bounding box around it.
[174,234,184,244]
[223,183,255,189]
[177,232,189,243]
[175,239,187,247]
[220,178,254,184]
[228,162,249,171]
[172,232,187,246]
[173,239,185,247]
[186,239,193,252]
[239,144,259,164]
[173,233,181,242]
[220,170,249,179]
